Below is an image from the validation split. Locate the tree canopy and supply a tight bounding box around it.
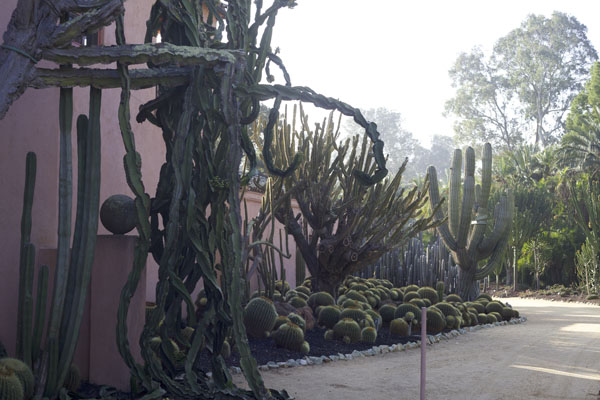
[447,12,597,150]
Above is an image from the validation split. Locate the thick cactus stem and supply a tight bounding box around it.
[427,143,513,300]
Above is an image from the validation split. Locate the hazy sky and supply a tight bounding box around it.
[270,1,600,147]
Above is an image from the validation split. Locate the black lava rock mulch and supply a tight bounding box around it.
[217,327,422,368]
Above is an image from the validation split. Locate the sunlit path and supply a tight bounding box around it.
[234,298,600,400]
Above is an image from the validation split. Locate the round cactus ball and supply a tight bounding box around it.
[100,194,137,234]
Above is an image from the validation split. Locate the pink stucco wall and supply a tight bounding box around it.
[0,0,164,358]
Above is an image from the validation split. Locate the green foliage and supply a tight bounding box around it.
[561,62,600,175]
[0,365,23,400]
[243,297,278,339]
[447,12,597,149]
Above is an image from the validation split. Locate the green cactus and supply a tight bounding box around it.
[436,281,445,303]
[426,309,446,335]
[417,287,439,304]
[295,249,306,288]
[404,285,419,293]
[288,296,308,309]
[445,315,457,330]
[295,286,311,296]
[0,365,23,400]
[243,297,278,339]
[389,318,409,337]
[274,316,291,331]
[0,358,33,399]
[63,364,81,393]
[317,306,341,329]
[394,303,422,321]
[428,143,514,300]
[333,318,362,343]
[307,292,335,310]
[378,304,396,326]
[272,323,304,352]
[287,313,306,333]
[485,301,505,314]
[340,307,367,324]
[361,327,377,343]
[434,302,460,318]
[476,293,493,302]
[490,312,503,322]
[403,291,421,303]
[221,340,231,359]
[487,314,498,323]
[409,298,427,309]
[478,313,489,324]
[445,294,463,303]
[300,341,310,355]
[324,330,335,341]
[469,302,485,314]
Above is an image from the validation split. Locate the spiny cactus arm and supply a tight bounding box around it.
[41,44,243,66]
[427,166,458,251]
[474,234,510,280]
[477,192,514,259]
[31,66,193,90]
[480,143,492,209]
[236,84,388,185]
[32,264,48,364]
[54,87,102,395]
[17,151,35,363]
[0,0,124,119]
[448,149,462,237]
[457,174,475,248]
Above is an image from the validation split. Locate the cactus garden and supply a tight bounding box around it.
[1,0,600,399]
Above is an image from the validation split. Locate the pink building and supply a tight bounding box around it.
[0,0,300,389]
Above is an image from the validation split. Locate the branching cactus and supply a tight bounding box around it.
[427,143,514,300]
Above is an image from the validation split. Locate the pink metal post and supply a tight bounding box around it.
[420,306,427,400]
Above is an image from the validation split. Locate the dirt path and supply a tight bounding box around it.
[233,298,600,400]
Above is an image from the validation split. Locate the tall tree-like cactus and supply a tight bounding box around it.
[427,143,514,300]
[251,107,438,295]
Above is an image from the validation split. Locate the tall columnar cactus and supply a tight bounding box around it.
[427,143,514,300]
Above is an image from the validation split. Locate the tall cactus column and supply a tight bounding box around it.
[427,143,513,300]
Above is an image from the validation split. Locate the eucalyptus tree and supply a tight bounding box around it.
[447,12,597,149]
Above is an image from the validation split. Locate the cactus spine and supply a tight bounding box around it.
[427,143,514,300]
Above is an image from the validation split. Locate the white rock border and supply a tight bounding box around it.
[226,316,528,375]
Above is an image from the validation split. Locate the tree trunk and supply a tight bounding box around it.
[456,267,480,301]
[513,246,517,291]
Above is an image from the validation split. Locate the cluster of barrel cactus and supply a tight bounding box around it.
[0,357,80,400]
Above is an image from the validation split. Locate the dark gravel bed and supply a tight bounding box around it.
[213,327,422,368]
